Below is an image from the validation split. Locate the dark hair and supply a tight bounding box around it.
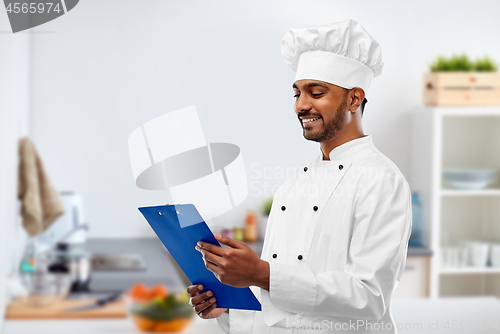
[360,98,367,116]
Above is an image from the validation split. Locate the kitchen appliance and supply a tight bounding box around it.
[91,253,147,271]
[48,242,92,293]
[36,192,87,245]
[20,271,71,306]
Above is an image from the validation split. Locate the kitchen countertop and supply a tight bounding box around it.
[5,297,500,334]
[3,316,224,334]
[390,297,500,334]
[3,239,435,334]
[407,245,433,257]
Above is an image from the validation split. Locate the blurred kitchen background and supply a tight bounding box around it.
[2,0,500,333]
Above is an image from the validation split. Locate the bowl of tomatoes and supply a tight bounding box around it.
[127,284,194,333]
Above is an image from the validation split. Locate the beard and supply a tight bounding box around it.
[302,91,348,142]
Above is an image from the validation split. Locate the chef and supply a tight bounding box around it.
[187,19,412,334]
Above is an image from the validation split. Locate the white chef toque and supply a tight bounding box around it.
[281,19,383,97]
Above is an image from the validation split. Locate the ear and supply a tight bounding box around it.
[349,88,365,113]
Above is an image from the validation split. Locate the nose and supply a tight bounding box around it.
[294,94,312,115]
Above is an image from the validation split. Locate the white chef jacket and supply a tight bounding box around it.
[216,135,412,334]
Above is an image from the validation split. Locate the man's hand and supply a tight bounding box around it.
[196,233,270,290]
[187,284,228,319]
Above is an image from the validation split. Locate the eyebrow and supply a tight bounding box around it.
[292,82,329,90]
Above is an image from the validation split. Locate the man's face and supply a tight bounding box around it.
[293,79,349,142]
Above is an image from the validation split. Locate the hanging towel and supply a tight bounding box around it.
[17,137,64,237]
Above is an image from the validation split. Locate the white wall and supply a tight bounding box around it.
[0,13,30,331]
[27,0,500,237]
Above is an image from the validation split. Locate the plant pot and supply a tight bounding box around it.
[423,72,500,106]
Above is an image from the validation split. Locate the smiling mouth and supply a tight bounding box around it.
[301,117,321,127]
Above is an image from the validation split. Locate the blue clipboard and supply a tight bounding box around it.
[138,203,261,311]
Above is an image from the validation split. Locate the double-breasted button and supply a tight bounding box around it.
[304,167,308,172]
[281,206,286,211]
[298,255,303,260]
[313,206,318,211]
[339,165,344,170]
[272,254,277,259]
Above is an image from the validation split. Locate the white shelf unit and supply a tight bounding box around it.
[411,106,500,299]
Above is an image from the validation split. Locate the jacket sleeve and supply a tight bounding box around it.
[216,286,262,333]
[216,312,230,333]
[267,173,412,321]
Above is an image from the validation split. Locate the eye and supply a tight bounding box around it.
[311,93,324,98]
[293,94,300,99]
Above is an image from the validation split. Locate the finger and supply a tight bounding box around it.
[200,249,223,266]
[214,233,244,249]
[194,296,216,314]
[199,301,217,319]
[197,241,227,257]
[205,261,220,277]
[189,290,214,307]
[187,284,203,297]
[199,302,217,319]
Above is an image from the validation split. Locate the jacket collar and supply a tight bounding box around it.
[318,135,373,162]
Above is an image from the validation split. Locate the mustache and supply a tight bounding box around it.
[297,111,322,119]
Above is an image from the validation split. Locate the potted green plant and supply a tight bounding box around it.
[428,54,497,72]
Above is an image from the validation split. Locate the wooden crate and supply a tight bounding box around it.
[423,72,500,106]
